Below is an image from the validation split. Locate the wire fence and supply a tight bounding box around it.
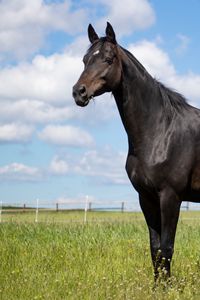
[0,197,129,223]
[0,199,199,223]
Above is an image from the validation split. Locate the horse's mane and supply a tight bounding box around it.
[120,46,190,114]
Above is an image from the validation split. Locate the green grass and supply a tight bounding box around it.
[1,211,200,299]
[1,209,144,223]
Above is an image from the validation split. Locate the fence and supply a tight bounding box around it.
[0,197,130,223]
[0,199,199,223]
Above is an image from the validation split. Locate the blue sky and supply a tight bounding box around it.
[1,0,200,210]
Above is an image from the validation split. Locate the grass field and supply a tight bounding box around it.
[1,210,200,299]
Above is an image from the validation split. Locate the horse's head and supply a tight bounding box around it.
[73,22,122,107]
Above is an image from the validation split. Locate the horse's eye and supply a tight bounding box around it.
[105,57,113,65]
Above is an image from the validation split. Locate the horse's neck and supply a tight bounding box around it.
[113,56,163,154]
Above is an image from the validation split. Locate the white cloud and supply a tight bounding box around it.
[176,34,190,55]
[0,52,82,106]
[96,0,155,36]
[50,147,129,184]
[0,123,34,143]
[0,48,85,132]
[0,99,76,124]
[0,162,41,181]
[128,40,200,106]
[173,74,200,105]
[0,146,128,183]
[129,40,176,80]
[0,0,87,60]
[64,36,89,57]
[0,43,117,136]
[0,0,155,60]
[56,195,95,204]
[39,124,94,147]
[75,148,128,184]
[49,156,69,175]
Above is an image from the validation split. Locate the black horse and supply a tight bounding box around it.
[73,22,200,279]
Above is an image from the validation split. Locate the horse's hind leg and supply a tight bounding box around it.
[159,187,181,278]
[139,194,161,280]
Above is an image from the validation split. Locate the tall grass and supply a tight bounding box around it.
[0,211,200,299]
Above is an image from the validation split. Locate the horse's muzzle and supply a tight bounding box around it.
[72,84,90,107]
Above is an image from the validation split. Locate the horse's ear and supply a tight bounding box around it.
[88,24,99,44]
[105,22,116,44]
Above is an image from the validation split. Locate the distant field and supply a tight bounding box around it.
[1,211,200,299]
[1,209,145,223]
[1,208,200,223]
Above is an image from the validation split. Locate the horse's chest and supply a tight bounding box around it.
[126,154,153,192]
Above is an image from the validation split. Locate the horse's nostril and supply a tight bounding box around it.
[79,85,86,96]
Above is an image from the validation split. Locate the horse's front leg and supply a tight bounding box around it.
[159,187,181,278]
[139,194,161,280]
